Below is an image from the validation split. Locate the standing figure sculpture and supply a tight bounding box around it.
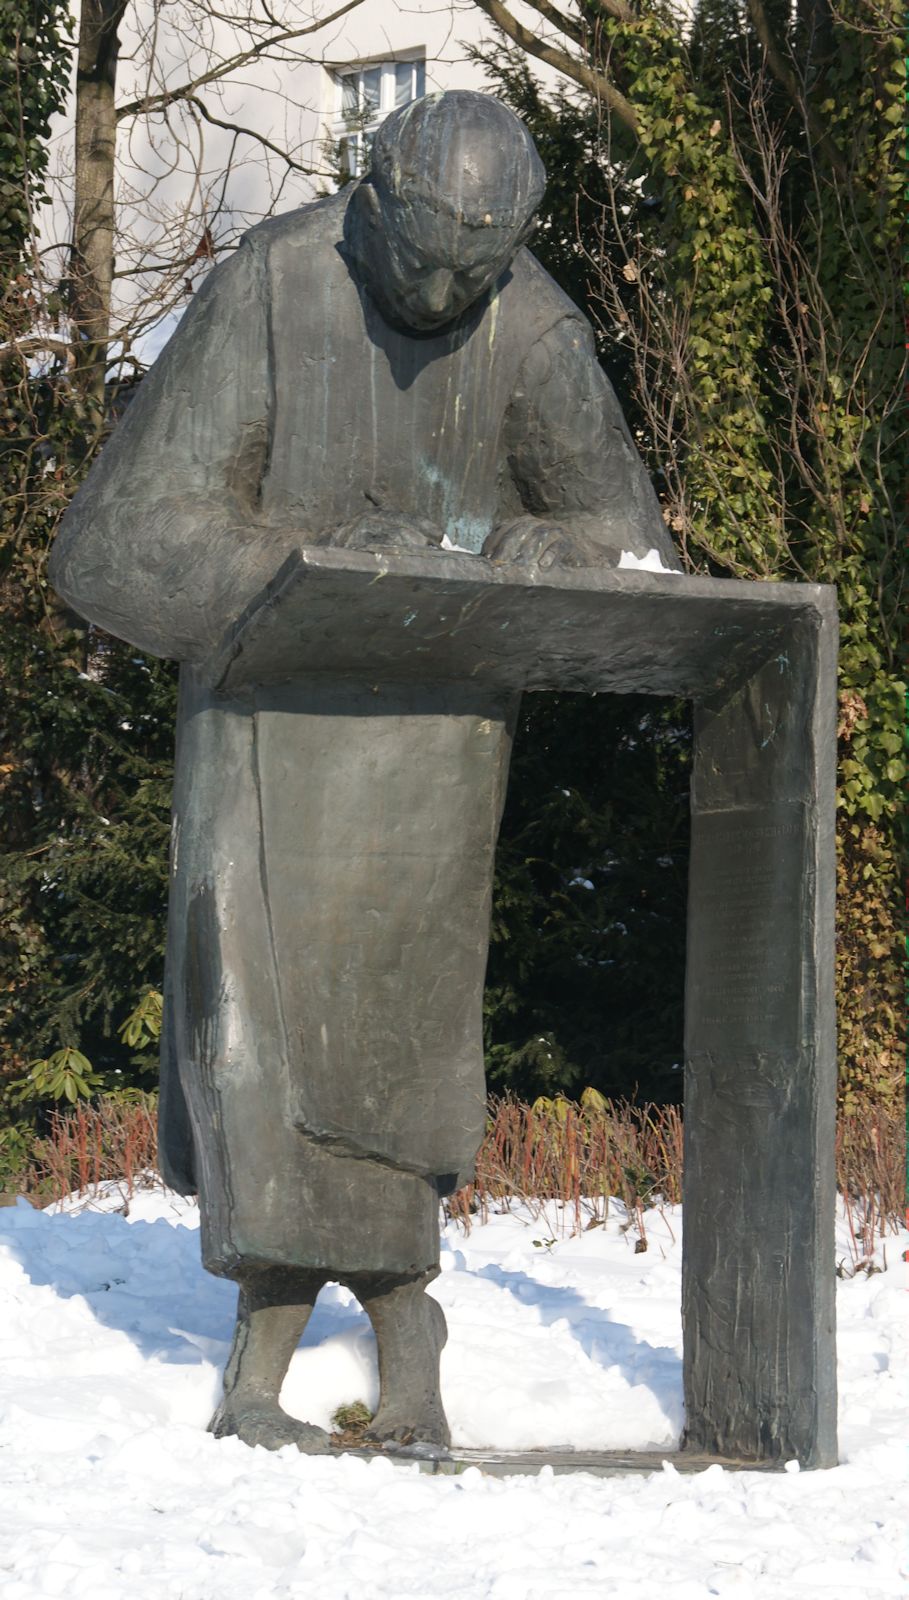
[50,92,679,1456]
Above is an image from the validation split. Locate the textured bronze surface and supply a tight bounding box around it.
[49,91,838,1468]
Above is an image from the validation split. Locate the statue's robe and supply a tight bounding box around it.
[51,189,679,1281]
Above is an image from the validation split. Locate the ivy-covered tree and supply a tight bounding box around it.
[473,0,904,1110]
[0,0,67,269]
[1,0,369,1145]
[1,3,174,1132]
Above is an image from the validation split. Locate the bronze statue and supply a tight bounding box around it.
[51,91,680,1457]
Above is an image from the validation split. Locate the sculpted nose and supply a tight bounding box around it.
[418,269,454,314]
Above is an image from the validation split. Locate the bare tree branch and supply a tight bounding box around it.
[574,0,633,24]
[183,94,320,176]
[512,0,587,50]
[1,335,75,359]
[469,0,639,133]
[745,0,848,179]
[115,0,366,122]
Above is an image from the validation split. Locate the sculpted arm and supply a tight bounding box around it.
[487,315,682,572]
[49,238,299,662]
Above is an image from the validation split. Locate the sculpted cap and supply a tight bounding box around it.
[370,91,546,228]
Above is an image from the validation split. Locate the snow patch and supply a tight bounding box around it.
[618,547,681,574]
[0,1192,905,1596]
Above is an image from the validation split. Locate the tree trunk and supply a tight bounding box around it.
[71,0,127,400]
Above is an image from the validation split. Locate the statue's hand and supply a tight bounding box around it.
[482,516,604,570]
[330,511,445,553]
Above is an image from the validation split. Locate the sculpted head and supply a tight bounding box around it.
[346,91,546,332]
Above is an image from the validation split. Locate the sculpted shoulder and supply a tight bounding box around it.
[505,244,586,330]
[236,189,350,261]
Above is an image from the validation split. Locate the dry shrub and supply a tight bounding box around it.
[446,1091,906,1265]
[28,1096,159,1206]
[835,1097,907,1273]
[24,1091,906,1269]
[446,1093,684,1241]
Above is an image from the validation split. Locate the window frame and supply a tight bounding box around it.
[330,54,426,178]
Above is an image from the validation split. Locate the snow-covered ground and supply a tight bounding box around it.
[1,1187,906,1598]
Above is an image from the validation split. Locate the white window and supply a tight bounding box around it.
[331,56,426,178]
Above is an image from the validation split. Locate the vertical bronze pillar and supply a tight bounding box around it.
[682,591,838,1466]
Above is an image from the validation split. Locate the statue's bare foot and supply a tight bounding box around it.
[354,1270,451,1460]
[209,1400,330,1453]
[377,1437,451,1461]
[365,1405,451,1459]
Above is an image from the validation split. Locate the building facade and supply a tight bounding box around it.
[286,1,504,190]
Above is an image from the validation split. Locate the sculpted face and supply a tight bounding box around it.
[359,190,529,332]
[345,91,546,334]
